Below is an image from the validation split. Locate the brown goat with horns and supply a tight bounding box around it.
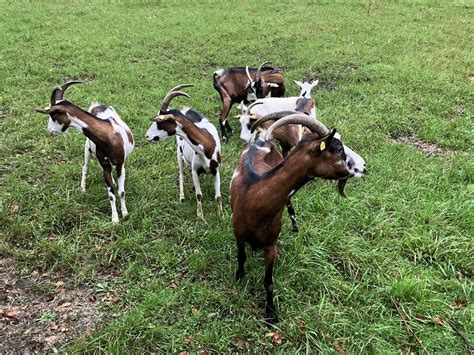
[230,113,355,324]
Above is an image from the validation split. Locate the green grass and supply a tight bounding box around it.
[1,1,473,353]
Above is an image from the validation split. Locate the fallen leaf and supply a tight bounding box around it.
[183,336,193,346]
[235,339,245,349]
[272,332,283,345]
[208,312,217,318]
[103,295,121,303]
[54,281,64,287]
[49,321,59,330]
[451,300,468,309]
[89,295,97,302]
[1,309,19,319]
[46,294,55,302]
[197,350,209,355]
[414,315,428,323]
[10,203,20,213]
[325,333,346,355]
[59,302,72,308]
[60,326,70,333]
[178,352,190,355]
[191,307,198,314]
[433,316,445,326]
[48,236,57,241]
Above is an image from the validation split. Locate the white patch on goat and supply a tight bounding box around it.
[47,116,65,135]
[257,146,271,153]
[343,145,366,178]
[214,68,224,76]
[67,113,89,130]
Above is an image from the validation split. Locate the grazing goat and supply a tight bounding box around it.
[213,61,285,142]
[230,113,366,324]
[36,81,134,223]
[238,79,319,144]
[146,85,223,218]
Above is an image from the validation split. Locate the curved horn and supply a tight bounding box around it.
[256,61,271,81]
[250,110,299,133]
[245,66,253,83]
[168,84,193,92]
[264,113,329,141]
[160,91,190,112]
[245,101,263,115]
[50,80,84,104]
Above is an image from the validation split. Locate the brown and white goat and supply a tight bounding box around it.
[230,114,366,324]
[36,81,134,223]
[146,85,222,218]
[213,61,285,142]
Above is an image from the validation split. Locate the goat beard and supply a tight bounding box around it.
[337,178,348,197]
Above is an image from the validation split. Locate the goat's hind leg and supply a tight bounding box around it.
[286,199,298,232]
[101,161,119,223]
[191,168,204,219]
[177,145,185,202]
[264,245,278,324]
[116,163,128,218]
[214,169,223,217]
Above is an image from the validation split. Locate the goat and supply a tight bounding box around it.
[146,85,223,218]
[35,81,134,223]
[213,61,285,142]
[230,113,366,324]
[237,79,319,144]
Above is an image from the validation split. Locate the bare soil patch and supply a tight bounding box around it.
[0,257,105,353]
[390,135,454,158]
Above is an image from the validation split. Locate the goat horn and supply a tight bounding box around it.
[245,101,263,115]
[168,84,193,93]
[245,66,253,83]
[50,80,84,105]
[160,91,190,112]
[250,111,299,133]
[256,61,271,81]
[264,113,329,141]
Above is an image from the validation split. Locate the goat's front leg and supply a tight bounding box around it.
[116,163,128,218]
[102,162,119,223]
[264,245,278,324]
[81,140,91,192]
[214,169,223,217]
[191,167,203,219]
[177,145,185,202]
[286,199,298,232]
[220,98,233,143]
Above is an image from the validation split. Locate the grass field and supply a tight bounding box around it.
[1,1,473,353]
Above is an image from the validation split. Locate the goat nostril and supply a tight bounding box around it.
[153,136,160,141]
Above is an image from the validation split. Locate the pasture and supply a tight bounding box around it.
[1,1,473,353]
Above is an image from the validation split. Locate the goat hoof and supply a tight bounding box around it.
[180,198,185,203]
[264,313,279,325]
[292,225,299,233]
[235,269,245,281]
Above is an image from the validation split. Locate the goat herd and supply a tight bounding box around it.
[36,61,367,324]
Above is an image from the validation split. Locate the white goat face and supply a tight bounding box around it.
[239,113,253,143]
[146,119,174,142]
[343,145,366,178]
[294,80,319,98]
[47,116,67,136]
[333,131,366,178]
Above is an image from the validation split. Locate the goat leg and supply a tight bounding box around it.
[286,199,298,232]
[264,245,278,324]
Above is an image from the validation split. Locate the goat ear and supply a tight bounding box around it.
[311,79,319,88]
[35,105,53,114]
[267,83,279,88]
[294,80,303,88]
[317,129,337,152]
[158,114,176,122]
